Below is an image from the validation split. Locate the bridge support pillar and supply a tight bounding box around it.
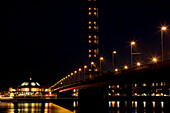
[78,87,109,113]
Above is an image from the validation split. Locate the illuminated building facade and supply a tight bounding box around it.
[17,78,42,96]
[88,0,99,73]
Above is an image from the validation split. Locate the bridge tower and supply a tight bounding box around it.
[88,0,100,74]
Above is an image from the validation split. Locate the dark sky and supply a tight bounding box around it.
[1,0,170,91]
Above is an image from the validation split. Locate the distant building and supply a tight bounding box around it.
[8,78,46,97]
[17,78,42,96]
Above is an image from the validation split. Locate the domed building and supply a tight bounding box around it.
[17,78,43,96]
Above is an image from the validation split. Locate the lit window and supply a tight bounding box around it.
[89,12,91,15]
[89,7,91,10]
[94,54,96,57]
[94,21,96,25]
[36,82,40,86]
[89,69,91,71]
[89,21,91,24]
[31,82,36,86]
[94,26,97,29]
[94,8,96,10]
[94,12,96,16]
[89,35,91,38]
[152,83,154,86]
[89,50,91,52]
[94,49,96,53]
[89,40,91,43]
[89,54,91,57]
[94,68,98,71]
[94,40,97,43]
[94,35,97,39]
[143,83,147,86]
[89,26,91,29]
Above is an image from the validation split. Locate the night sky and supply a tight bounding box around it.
[1,0,170,91]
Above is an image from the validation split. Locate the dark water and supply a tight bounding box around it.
[0,100,169,113]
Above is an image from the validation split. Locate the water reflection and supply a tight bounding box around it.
[0,102,73,113]
[109,100,166,113]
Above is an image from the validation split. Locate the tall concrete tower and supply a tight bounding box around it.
[88,0,99,74]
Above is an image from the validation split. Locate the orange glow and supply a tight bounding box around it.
[74,71,77,74]
[94,35,96,39]
[79,68,81,71]
[89,7,91,10]
[113,51,116,54]
[84,65,87,68]
[152,57,157,62]
[89,40,91,43]
[89,12,91,15]
[124,65,128,69]
[89,50,91,52]
[94,21,96,25]
[89,35,91,38]
[115,68,118,72]
[89,21,91,24]
[131,41,135,45]
[100,57,103,61]
[137,62,141,66]
[89,26,91,29]
[94,68,98,71]
[89,54,91,57]
[94,54,96,57]
[91,62,94,65]
[94,12,97,16]
[94,49,97,53]
[161,26,166,30]
[94,26,97,29]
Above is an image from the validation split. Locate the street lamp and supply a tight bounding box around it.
[152,57,157,63]
[78,68,81,81]
[74,70,77,82]
[115,68,118,72]
[112,51,116,71]
[161,26,167,62]
[131,41,135,68]
[124,65,128,70]
[91,62,94,78]
[100,57,104,75]
[136,62,141,67]
[84,65,87,81]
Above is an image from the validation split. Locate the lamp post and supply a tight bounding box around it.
[78,68,81,81]
[124,65,128,70]
[136,62,141,67]
[91,62,94,78]
[71,72,73,83]
[74,70,77,82]
[84,65,87,81]
[100,57,103,75]
[112,51,116,71]
[161,26,166,62]
[152,57,157,63]
[131,41,135,68]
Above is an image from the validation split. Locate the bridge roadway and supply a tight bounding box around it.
[52,60,170,93]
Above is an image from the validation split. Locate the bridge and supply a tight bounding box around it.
[48,0,170,112]
[49,60,170,112]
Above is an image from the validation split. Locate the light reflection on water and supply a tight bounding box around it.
[108,100,166,113]
[0,102,73,113]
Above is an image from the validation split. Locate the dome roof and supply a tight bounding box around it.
[20,78,40,87]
